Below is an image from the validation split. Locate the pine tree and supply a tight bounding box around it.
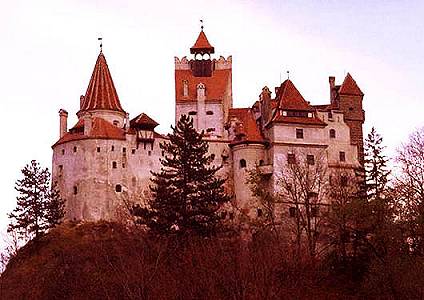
[364,127,390,200]
[132,115,230,236]
[8,160,65,239]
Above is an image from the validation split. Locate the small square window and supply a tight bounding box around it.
[131,149,136,154]
[288,153,296,164]
[123,147,126,153]
[97,147,100,152]
[296,129,304,139]
[148,151,151,156]
[112,161,117,169]
[307,155,315,165]
[115,184,122,192]
[289,207,297,217]
[239,159,247,169]
[339,151,346,162]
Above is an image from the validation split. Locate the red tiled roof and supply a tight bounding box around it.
[339,73,363,96]
[79,53,125,113]
[277,79,313,111]
[190,30,215,54]
[53,117,125,147]
[272,110,327,126]
[228,108,265,145]
[130,113,159,129]
[175,69,230,102]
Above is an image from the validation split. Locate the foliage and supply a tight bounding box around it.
[8,160,65,239]
[132,115,230,236]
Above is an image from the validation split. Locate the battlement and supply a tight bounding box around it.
[174,56,232,71]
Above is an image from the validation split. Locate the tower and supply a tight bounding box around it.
[174,28,232,138]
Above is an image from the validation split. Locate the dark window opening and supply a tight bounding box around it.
[288,153,296,164]
[112,161,117,169]
[259,159,265,166]
[97,147,100,152]
[206,128,215,132]
[328,111,333,119]
[131,149,136,154]
[161,151,165,157]
[111,145,115,152]
[58,165,63,172]
[206,111,214,115]
[307,155,315,165]
[73,146,77,153]
[296,128,304,139]
[240,159,247,169]
[122,163,126,168]
[341,175,348,187]
[115,184,122,192]
[211,154,215,160]
[123,147,126,153]
[73,186,78,195]
[339,151,346,162]
[148,151,152,156]
[330,129,336,138]
[188,111,197,115]
[311,206,319,217]
[61,149,65,155]
[257,208,263,217]
[289,207,297,218]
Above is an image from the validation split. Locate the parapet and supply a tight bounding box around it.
[174,55,232,70]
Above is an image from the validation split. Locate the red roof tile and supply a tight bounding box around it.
[339,73,363,96]
[130,113,159,129]
[277,79,313,111]
[53,117,125,147]
[175,69,231,102]
[190,30,215,54]
[228,108,265,144]
[79,53,125,113]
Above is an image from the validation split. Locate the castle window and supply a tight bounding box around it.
[132,149,136,154]
[259,160,265,166]
[239,159,247,169]
[162,151,165,157]
[112,161,117,169]
[257,208,263,217]
[188,111,197,116]
[111,145,115,152]
[73,186,78,195]
[288,153,296,164]
[307,155,315,165]
[206,128,215,132]
[122,163,126,168]
[211,154,215,160]
[311,206,319,217]
[61,149,65,155]
[296,129,304,139]
[330,129,336,138]
[349,107,354,111]
[339,151,346,162]
[341,175,348,187]
[123,147,126,153]
[289,207,297,218]
[206,111,214,115]
[115,184,122,192]
[148,151,152,156]
[328,111,333,119]
[58,165,63,176]
[97,147,100,152]
[73,146,77,153]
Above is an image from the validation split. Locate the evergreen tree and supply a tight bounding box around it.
[8,160,65,239]
[132,115,230,236]
[364,127,390,200]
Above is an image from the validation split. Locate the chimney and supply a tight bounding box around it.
[329,76,335,102]
[59,109,68,138]
[80,95,85,109]
[83,114,92,136]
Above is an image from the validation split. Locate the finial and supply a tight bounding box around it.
[200,19,204,31]
[287,70,290,80]
[98,37,103,53]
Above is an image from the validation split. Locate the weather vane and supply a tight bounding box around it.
[98,37,103,53]
[200,19,204,31]
[287,70,290,80]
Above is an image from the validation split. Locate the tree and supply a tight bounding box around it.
[394,127,424,254]
[132,115,230,236]
[364,127,391,200]
[8,160,65,239]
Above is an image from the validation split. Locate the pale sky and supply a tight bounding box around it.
[0,0,423,237]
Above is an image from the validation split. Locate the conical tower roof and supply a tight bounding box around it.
[79,52,125,113]
[277,79,313,111]
[339,73,363,96]
[190,30,215,54]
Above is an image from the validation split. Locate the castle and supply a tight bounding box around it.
[52,29,365,221]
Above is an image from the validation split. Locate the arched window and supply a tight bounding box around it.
[115,184,122,192]
[112,161,117,169]
[240,159,247,169]
[330,129,336,138]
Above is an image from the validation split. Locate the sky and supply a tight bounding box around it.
[0,0,423,241]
